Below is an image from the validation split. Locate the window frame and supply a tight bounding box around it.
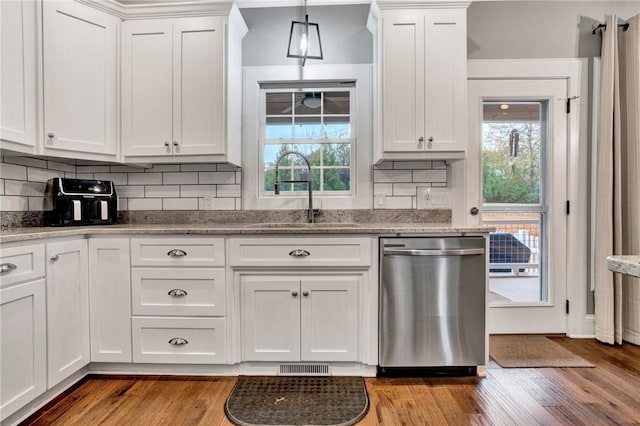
[260,85,356,197]
[242,65,373,211]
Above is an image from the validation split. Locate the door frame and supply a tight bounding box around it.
[456,59,591,337]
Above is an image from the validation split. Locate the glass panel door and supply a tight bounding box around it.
[482,101,548,305]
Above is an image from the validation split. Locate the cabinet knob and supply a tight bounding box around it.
[302,291,309,297]
[167,249,187,257]
[168,288,188,297]
[470,207,479,216]
[168,337,188,346]
[0,263,17,273]
[289,249,310,257]
[47,132,55,145]
[292,291,299,297]
[173,141,180,154]
[164,141,171,153]
[50,254,59,262]
[418,136,424,142]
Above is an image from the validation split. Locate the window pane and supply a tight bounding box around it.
[324,116,350,138]
[264,144,289,167]
[266,117,293,139]
[324,91,349,115]
[264,167,276,191]
[322,143,350,166]
[323,168,350,191]
[295,92,322,115]
[266,93,292,116]
[290,144,321,166]
[294,116,322,139]
[482,102,542,205]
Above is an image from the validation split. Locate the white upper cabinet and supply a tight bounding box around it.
[122,9,246,164]
[378,7,467,161]
[0,0,38,154]
[42,0,119,160]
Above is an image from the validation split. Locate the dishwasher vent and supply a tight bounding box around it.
[278,364,331,376]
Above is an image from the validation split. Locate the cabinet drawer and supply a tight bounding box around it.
[130,237,224,267]
[132,317,226,364]
[229,237,371,268]
[0,243,45,288]
[131,268,225,316]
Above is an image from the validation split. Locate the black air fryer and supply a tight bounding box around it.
[43,178,117,226]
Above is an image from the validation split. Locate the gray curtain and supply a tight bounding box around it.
[594,14,640,345]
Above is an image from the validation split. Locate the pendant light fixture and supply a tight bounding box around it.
[287,0,323,66]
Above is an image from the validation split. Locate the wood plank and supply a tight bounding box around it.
[19,338,640,426]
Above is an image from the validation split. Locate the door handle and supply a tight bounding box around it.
[383,248,484,256]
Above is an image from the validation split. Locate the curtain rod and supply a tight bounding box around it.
[592,22,629,34]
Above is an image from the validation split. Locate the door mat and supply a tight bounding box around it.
[490,335,594,368]
[224,376,369,426]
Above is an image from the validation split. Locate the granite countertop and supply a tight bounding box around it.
[607,255,640,279]
[0,222,494,244]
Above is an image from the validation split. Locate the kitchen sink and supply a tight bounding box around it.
[244,222,363,228]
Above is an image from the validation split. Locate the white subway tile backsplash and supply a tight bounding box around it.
[217,163,241,172]
[4,180,46,197]
[0,195,29,211]
[432,161,447,169]
[77,165,109,173]
[47,160,76,173]
[392,161,432,170]
[374,161,393,170]
[0,163,27,180]
[27,167,63,183]
[128,172,162,185]
[163,172,198,185]
[117,185,145,198]
[413,169,446,183]
[217,184,241,198]
[148,164,180,172]
[180,185,216,198]
[0,179,4,195]
[199,171,235,185]
[93,173,128,185]
[76,173,94,179]
[145,185,180,198]
[211,197,236,210]
[128,198,162,210]
[28,196,45,211]
[392,183,419,196]
[181,163,217,172]
[117,198,127,210]
[373,169,412,183]
[374,183,393,196]
[110,165,147,173]
[4,156,47,169]
[164,198,198,210]
[382,196,413,209]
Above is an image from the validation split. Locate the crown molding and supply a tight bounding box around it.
[77,0,235,19]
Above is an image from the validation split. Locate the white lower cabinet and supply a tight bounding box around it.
[88,238,132,362]
[241,274,360,362]
[130,236,228,364]
[132,317,226,364]
[46,239,90,388]
[0,279,47,421]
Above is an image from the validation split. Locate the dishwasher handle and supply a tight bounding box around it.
[383,248,484,256]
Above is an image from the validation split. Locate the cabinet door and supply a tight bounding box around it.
[46,239,89,388]
[88,238,131,363]
[122,20,173,156]
[0,0,37,153]
[382,11,425,152]
[173,17,224,156]
[300,276,359,362]
[0,280,46,421]
[423,9,466,151]
[42,1,117,157]
[241,275,300,362]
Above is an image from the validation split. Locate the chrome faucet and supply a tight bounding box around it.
[274,150,317,223]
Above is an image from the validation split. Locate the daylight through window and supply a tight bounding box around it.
[261,88,354,195]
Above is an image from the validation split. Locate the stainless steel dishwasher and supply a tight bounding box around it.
[379,237,486,374]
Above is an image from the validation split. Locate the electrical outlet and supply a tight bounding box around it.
[203,195,215,210]
[417,187,450,209]
[374,194,386,208]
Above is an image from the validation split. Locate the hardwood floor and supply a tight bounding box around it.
[23,338,640,425]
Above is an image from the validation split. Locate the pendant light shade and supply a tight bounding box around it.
[287,2,323,66]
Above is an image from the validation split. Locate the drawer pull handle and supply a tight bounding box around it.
[168,337,188,346]
[0,263,17,273]
[167,249,187,257]
[168,288,188,297]
[289,249,310,257]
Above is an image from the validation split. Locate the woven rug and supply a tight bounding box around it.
[490,335,594,368]
[224,376,369,426]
